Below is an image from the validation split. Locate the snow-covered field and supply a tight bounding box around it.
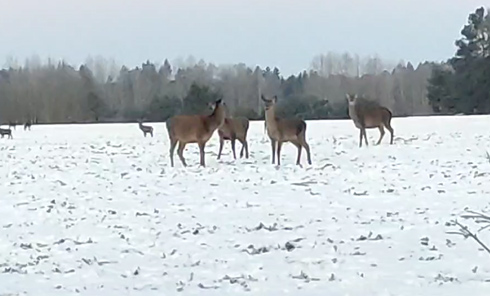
[1,115,490,296]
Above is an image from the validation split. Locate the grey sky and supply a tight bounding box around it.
[0,0,485,75]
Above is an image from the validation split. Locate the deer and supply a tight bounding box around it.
[217,116,250,160]
[8,121,16,130]
[138,120,154,137]
[0,128,13,139]
[165,99,226,167]
[345,93,394,147]
[261,95,312,166]
[24,120,32,131]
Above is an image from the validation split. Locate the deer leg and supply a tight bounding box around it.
[358,129,363,147]
[239,139,249,159]
[293,141,302,165]
[270,139,276,164]
[239,139,245,158]
[360,127,368,147]
[169,139,178,167]
[386,124,394,145]
[230,135,237,160]
[177,142,187,167]
[276,141,283,166]
[150,131,153,138]
[301,137,312,165]
[198,142,206,167]
[245,140,249,159]
[217,136,224,160]
[376,125,385,145]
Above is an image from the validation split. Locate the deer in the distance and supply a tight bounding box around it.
[0,128,13,139]
[262,95,312,166]
[138,120,154,137]
[8,121,16,130]
[346,93,394,147]
[24,120,32,131]
[217,115,250,160]
[166,99,226,167]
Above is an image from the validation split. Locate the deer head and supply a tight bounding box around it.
[345,93,358,106]
[261,95,278,110]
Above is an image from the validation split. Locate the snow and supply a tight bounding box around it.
[1,115,490,295]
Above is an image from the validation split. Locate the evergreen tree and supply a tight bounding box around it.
[428,7,490,114]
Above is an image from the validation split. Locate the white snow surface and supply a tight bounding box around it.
[1,116,490,296]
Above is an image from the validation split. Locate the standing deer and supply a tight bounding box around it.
[24,121,32,131]
[345,94,394,147]
[217,116,250,160]
[262,95,312,166]
[166,99,226,167]
[0,128,13,139]
[8,121,16,130]
[138,120,154,137]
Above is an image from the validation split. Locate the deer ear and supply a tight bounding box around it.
[273,95,278,102]
[345,94,350,100]
[354,94,358,99]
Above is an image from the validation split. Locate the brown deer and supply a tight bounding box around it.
[166,99,226,167]
[345,93,394,147]
[0,128,13,139]
[138,120,153,137]
[261,95,312,166]
[217,116,250,160]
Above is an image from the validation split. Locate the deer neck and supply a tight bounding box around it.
[348,104,359,119]
[264,107,278,131]
[207,105,226,129]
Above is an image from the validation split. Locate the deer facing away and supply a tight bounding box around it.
[346,93,394,147]
[217,116,250,160]
[166,99,226,167]
[138,120,154,137]
[0,128,13,139]
[262,95,312,166]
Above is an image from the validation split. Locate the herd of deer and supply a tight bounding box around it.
[1,95,394,168]
[0,120,32,139]
[137,93,394,167]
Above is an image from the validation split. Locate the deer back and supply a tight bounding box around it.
[220,117,249,138]
[354,99,390,128]
[167,112,224,143]
[268,117,305,141]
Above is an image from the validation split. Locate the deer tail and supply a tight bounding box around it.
[382,107,393,126]
[297,120,307,136]
[165,118,174,138]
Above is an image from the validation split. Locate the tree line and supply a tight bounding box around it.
[0,7,488,124]
[427,7,490,114]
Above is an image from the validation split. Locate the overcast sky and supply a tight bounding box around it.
[0,0,485,75]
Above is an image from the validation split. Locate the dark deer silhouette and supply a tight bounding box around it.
[0,128,13,139]
[138,120,154,137]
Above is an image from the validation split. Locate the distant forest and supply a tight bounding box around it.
[0,7,489,124]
